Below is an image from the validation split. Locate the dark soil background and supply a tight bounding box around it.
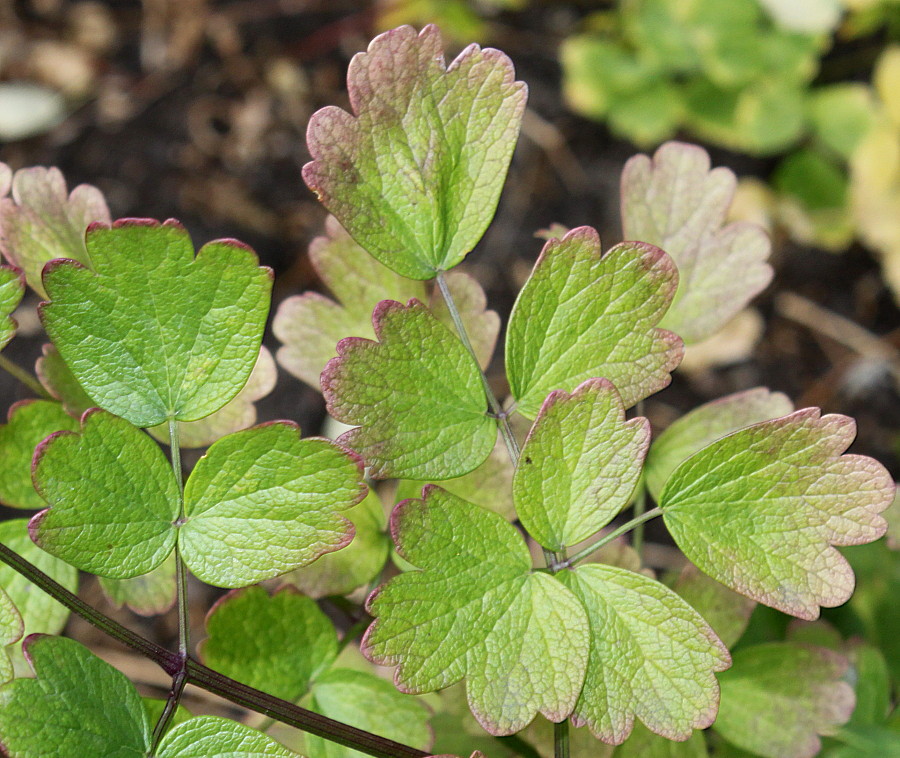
[0,0,897,712]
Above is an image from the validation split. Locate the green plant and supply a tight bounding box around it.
[0,22,895,758]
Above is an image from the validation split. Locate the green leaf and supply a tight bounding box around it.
[303,24,527,279]
[661,409,895,619]
[430,271,500,371]
[323,299,495,480]
[180,421,365,587]
[0,399,79,510]
[156,716,299,758]
[274,215,425,389]
[607,81,683,147]
[844,644,891,729]
[99,553,176,616]
[362,486,589,735]
[506,226,681,419]
[306,669,433,758]
[148,346,278,448]
[0,519,78,641]
[808,84,877,159]
[395,433,515,520]
[35,343,95,417]
[671,563,755,648]
[0,265,23,351]
[645,387,793,501]
[41,219,272,427]
[142,697,192,728]
[0,588,23,684]
[621,142,772,343]
[714,643,855,758]
[557,564,729,744]
[0,635,149,757]
[199,585,338,702]
[514,379,650,551]
[281,487,390,598]
[30,409,180,579]
[757,0,842,33]
[613,722,708,757]
[0,165,110,297]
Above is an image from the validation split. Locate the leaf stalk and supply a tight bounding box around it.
[0,353,51,399]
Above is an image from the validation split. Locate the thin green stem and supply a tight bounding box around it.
[565,507,664,569]
[168,418,190,658]
[149,670,186,755]
[0,541,429,758]
[554,720,569,758]
[0,353,51,399]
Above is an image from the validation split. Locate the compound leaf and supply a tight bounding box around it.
[180,421,365,587]
[304,24,527,279]
[0,588,23,684]
[274,216,425,389]
[713,643,855,758]
[30,409,179,579]
[0,635,149,758]
[661,409,895,619]
[0,519,77,641]
[0,399,79,510]
[306,669,433,758]
[98,553,176,617]
[621,142,772,343]
[0,165,110,297]
[200,585,338,702]
[323,299,495,480]
[0,265,23,351]
[514,379,650,551]
[557,564,729,745]
[506,227,681,419]
[671,563,755,648]
[281,487,390,598]
[156,716,299,758]
[41,219,272,427]
[362,486,589,735]
[645,387,793,501]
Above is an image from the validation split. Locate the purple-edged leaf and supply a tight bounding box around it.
[672,563,756,648]
[621,142,772,343]
[0,165,110,297]
[557,565,729,745]
[0,265,23,351]
[30,409,180,579]
[274,216,425,389]
[98,554,176,617]
[429,271,500,370]
[323,299,495,480]
[515,379,650,551]
[362,486,589,736]
[0,399,78,510]
[180,421,365,588]
[645,387,794,501]
[713,643,855,758]
[661,409,895,619]
[41,219,272,427]
[303,24,527,279]
[506,227,682,418]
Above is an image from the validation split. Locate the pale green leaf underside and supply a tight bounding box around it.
[0,266,23,351]
[558,564,729,745]
[303,24,527,279]
[323,299,495,480]
[671,564,755,649]
[306,669,433,758]
[181,421,364,587]
[515,378,650,551]
[662,409,894,619]
[156,716,300,758]
[0,635,149,758]
[714,643,855,758]
[200,585,338,703]
[41,219,272,427]
[274,215,425,389]
[0,165,110,297]
[645,387,793,501]
[621,141,772,343]
[281,487,390,598]
[31,409,180,579]
[362,487,588,735]
[99,553,176,617]
[0,399,79,510]
[0,520,77,641]
[506,226,681,418]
